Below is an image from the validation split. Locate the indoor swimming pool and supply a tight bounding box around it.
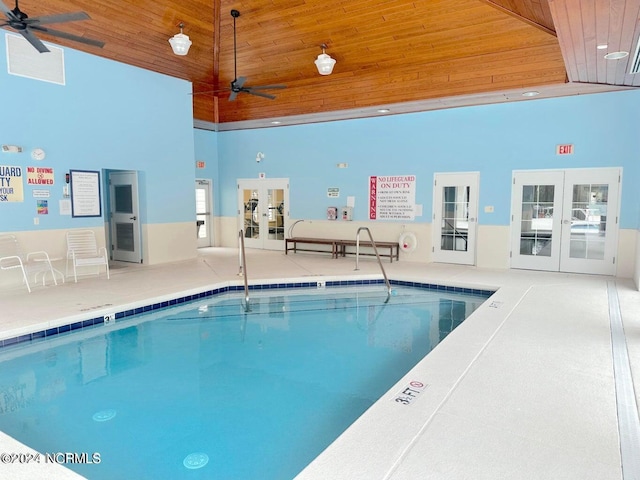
[0,283,492,479]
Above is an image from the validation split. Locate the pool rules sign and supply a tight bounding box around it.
[369,175,416,220]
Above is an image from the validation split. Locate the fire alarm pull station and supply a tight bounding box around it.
[327,207,338,220]
[341,206,353,221]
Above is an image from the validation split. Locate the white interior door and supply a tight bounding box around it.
[510,170,564,271]
[237,179,289,250]
[432,172,479,265]
[109,171,142,263]
[196,179,213,248]
[510,168,621,275]
[559,168,620,275]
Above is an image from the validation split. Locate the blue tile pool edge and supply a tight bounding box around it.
[0,279,495,349]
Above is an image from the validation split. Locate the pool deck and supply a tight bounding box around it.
[0,248,638,479]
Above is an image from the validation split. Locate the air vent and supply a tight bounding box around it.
[631,36,640,74]
[6,33,65,85]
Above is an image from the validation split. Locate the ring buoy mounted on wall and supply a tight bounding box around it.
[399,232,417,253]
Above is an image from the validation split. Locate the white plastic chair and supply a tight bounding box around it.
[66,230,110,282]
[0,234,58,292]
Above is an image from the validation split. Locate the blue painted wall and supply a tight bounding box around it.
[1,31,638,244]
[216,90,640,229]
[0,33,195,233]
[194,128,220,216]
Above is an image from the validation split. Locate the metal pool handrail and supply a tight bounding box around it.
[354,227,392,303]
[238,230,250,312]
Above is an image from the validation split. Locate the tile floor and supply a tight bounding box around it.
[0,248,638,479]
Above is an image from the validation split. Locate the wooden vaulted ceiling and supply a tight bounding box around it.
[2,0,639,129]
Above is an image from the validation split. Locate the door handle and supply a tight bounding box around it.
[562,219,569,224]
[130,216,137,221]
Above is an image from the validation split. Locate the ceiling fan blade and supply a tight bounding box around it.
[229,90,239,101]
[29,25,105,48]
[0,1,13,18]
[247,85,286,91]
[233,76,247,89]
[24,11,90,25]
[20,29,50,53]
[246,90,276,100]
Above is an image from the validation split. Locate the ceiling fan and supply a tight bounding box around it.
[196,9,286,101]
[0,0,104,53]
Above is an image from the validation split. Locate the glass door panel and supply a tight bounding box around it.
[568,184,607,260]
[519,184,555,257]
[242,188,262,248]
[267,188,285,240]
[432,172,478,265]
[441,186,469,252]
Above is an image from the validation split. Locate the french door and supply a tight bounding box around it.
[109,171,142,263]
[510,168,621,275]
[237,178,289,250]
[432,172,479,265]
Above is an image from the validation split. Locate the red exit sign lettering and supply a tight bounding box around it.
[556,144,574,155]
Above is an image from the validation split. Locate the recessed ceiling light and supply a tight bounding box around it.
[596,44,608,50]
[604,51,629,60]
[271,121,282,125]
[522,91,539,97]
[377,109,390,113]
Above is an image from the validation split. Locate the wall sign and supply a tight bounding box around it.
[32,189,50,198]
[369,175,416,220]
[0,165,24,202]
[327,187,340,198]
[556,144,574,155]
[27,166,54,185]
[70,170,102,217]
[37,199,48,214]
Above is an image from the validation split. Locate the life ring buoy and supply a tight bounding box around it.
[399,232,417,253]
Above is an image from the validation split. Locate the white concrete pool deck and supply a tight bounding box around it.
[0,248,638,479]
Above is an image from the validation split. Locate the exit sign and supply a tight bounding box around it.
[556,144,574,155]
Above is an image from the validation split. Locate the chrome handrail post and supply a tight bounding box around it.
[238,230,250,312]
[355,227,392,302]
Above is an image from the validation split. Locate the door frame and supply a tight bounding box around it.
[431,172,479,265]
[237,178,289,250]
[108,170,142,263]
[196,178,214,248]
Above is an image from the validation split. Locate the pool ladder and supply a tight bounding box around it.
[238,230,250,312]
[354,227,392,303]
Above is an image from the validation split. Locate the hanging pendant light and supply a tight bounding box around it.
[314,44,336,75]
[169,23,192,56]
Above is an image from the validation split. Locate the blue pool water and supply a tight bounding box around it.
[0,285,490,479]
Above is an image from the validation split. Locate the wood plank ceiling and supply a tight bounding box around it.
[2,0,639,129]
